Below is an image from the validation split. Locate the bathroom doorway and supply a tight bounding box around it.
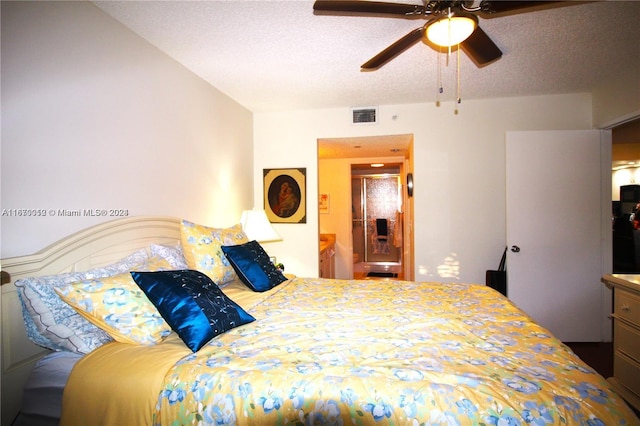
[317,133,414,281]
[352,164,403,278]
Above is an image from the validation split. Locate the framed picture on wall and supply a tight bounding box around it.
[264,168,306,223]
[319,193,330,214]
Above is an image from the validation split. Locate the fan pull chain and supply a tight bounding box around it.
[436,48,443,107]
[447,8,453,59]
[434,44,461,114]
[455,44,461,114]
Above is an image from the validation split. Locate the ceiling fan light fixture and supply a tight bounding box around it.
[426,11,477,47]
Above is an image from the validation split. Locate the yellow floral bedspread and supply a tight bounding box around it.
[150,278,637,425]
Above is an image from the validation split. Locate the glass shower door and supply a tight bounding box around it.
[352,175,401,265]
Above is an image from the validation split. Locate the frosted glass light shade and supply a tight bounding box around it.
[240,209,282,243]
[426,14,477,47]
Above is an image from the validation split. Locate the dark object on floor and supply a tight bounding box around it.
[367,272,397,278]
[486,246,507,296]
[565,342,612,379]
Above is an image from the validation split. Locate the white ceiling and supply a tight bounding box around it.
[93,1,640,159]
[94,0,640,113]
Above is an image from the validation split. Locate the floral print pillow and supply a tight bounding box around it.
[180,220,248,287]
[54,257,175,346]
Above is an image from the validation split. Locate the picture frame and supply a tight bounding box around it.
[319,193,330,214]
[264,168,306,223]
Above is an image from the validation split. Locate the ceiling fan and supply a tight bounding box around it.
[313,1,570,70]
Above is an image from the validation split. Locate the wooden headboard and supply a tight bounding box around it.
[0,215,182,424]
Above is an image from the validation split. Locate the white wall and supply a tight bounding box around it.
[318,158,352,279]
[592,67,640,128]
[254,94,593,282]
[1,2,254,258]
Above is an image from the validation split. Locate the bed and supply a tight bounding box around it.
[1,216,638,425]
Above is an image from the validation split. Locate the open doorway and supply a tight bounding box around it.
[318,134,413,280]
[351,164,403,278]
[611,118,640,273]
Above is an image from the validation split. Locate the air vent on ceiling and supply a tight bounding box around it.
[351,107,378,124]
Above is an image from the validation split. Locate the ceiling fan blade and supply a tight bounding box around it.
[461,26,502,67]
[478,1,565,16]
[313,1,424,17]
[361,26,424,70]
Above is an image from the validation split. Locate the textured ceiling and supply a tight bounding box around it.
[94,0,640,115]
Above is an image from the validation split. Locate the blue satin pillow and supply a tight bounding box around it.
[221,240,287,292]
[130,269,255,352]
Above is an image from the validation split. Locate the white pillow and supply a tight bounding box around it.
[150,243,188,269]
[15,249,149,353]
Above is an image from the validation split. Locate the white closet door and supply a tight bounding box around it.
[506,130,603,342]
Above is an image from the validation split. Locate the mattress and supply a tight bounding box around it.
[14,351,83,426]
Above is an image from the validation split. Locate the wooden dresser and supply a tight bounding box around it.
[601,274,640,411]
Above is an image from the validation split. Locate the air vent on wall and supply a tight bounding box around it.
[351,107,378,124]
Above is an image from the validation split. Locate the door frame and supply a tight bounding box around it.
[600,114,640,341]
[317,134,414,281]
[351,170,403,266]
[600,130,613,342]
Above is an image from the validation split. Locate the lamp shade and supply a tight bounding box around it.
[426,12,477,47]
[240,209,282,243]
